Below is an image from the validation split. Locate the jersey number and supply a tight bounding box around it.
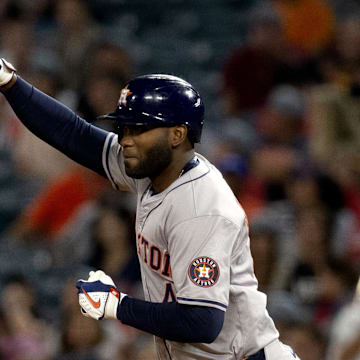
[163,282,176,303]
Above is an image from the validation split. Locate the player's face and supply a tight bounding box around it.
[119,125,173,179]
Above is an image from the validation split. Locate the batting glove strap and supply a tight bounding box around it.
[0,59,16,87]
[104,288,127,319]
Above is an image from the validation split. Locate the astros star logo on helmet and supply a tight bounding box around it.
[119,84,132,107]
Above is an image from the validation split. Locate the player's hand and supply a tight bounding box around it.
[0,58,16,87]
[76,270,127,320]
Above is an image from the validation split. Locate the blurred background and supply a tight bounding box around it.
[0,0,360,359]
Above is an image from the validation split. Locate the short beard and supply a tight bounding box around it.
[125,139,173,179]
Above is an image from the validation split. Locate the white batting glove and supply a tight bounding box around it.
[76,270,127,320]
[0,58,16,86]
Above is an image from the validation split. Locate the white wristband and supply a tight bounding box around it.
[104,289,127,319]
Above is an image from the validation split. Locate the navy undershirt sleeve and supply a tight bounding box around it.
[119,297,224,343]
[3,77,109,176]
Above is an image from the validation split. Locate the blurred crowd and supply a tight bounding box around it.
[0,0,360,359]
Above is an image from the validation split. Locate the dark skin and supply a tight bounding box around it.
[119,124,194,193]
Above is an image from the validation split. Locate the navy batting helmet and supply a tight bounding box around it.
[98,74,204,143]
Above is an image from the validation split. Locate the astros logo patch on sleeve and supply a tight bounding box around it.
[188,257,220,287]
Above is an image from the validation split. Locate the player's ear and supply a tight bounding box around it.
[169,125,188,148]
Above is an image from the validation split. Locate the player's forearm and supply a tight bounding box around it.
[118,297,224,343]
[2,77,108,176]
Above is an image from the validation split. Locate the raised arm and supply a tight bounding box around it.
[0,59,109,177]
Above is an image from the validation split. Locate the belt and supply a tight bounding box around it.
[245,348,265,360]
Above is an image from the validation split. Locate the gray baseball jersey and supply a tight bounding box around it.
[102,133,281,359]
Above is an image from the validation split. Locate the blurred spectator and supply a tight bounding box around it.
[308,71,360,172]
[273,0,335,56]
[252,169,345,288]
[285,208,331,306]
[313,256,358,334]
[76,42,134,120]
[11,119,75,181]
[0,16,34,74]
[308,35,360,266]
[87,192,141,297]
[82,42,133,87]
[221,2,285,117]
[52,0,101,89]
[3,165,108,271]
[0,0,9,19]
[25,68,63,98]
[216,153,264,220]
[221,1,321,121]
[202,117,260,161]
[6,165,106,243]
[327,291,360,360]
[329,0,360,18]
[68,42,134,126]
[249,223,279,293]
[119,336,157,360]
[210,83,309,213]
[0,0,53,24]
[286,170,344,215]
[337,155,360,267]
[0,93,42,233]
[267,290,312,331]
[0,274,58,360]
[56,311,105,360]
[280,322,326,360]
[256,84,307,149]
[76,72,127,123]
[252,146,298,201]
[250,84,308,205]
[319,13,360,87]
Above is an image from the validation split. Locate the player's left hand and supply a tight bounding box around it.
[76,270,127,320]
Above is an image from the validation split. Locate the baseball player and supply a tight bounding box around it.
[0,59,300,360]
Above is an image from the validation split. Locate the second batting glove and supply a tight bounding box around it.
[76,270,127,320]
